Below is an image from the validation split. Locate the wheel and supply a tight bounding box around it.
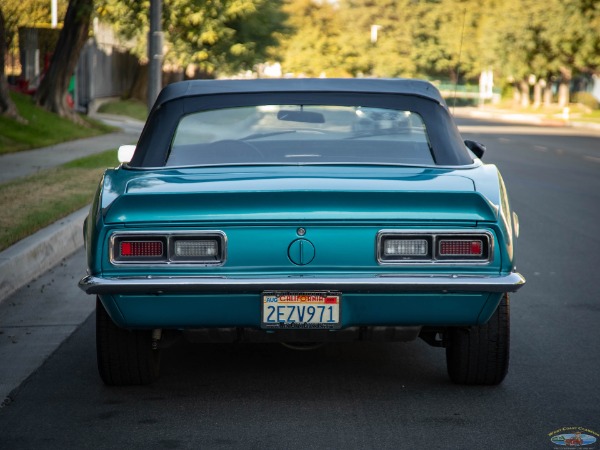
[96,297,160,386]
[445,294,510,385]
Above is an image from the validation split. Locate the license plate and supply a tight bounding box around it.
[261,291,341,330]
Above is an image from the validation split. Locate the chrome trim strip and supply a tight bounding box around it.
[79,272,525,295]
[109,230,227,266]
[376,229,495,265]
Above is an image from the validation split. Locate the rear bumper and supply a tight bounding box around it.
[79,272,525,295]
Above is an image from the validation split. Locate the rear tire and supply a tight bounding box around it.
[96,297,160,386]
[445,294,510,385]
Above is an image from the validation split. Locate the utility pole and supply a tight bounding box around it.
[148,0,163,111]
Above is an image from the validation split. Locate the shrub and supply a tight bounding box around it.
[572,92,599,110]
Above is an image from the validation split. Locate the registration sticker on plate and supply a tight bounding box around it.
[261,291,341,330]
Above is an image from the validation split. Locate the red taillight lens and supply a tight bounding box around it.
[111,233,225,264]
[119,241,164,257]
[439,240,483,256]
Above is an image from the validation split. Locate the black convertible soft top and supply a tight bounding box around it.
[152,78,448,110]
[131,78,472,167]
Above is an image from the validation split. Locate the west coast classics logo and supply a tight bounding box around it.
[549,427,599,448]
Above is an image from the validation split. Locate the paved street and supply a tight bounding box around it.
[0,117,599,449]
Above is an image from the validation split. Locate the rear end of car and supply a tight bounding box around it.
[79,79,524,386]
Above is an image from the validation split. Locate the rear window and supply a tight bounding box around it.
[166,105,434,167]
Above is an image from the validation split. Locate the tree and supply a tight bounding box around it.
[0,0,68,61]
[336,0,418,78]
[209,0,287,74]
[98,0,287,78]
[33,0,93,119]
[277,0,346,77]
[482,0,600,108]
[0,6,20,119]
[484,0,555,106]
[543,0,600,106]
[410,0,483,82]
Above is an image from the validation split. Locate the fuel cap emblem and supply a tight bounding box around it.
[288,239,315,266]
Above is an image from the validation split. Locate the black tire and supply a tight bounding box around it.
[96,297,160,386]
[445,294,510,385]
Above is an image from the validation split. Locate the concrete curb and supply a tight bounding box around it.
[0,206,88,305]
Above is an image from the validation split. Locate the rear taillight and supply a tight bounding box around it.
[439,239,483,256]
[111,233,225,265]
[377,231,491,264]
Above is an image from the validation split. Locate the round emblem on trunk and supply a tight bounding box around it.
[288,239,315,265]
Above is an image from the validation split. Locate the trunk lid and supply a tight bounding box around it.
[103,167,497,224]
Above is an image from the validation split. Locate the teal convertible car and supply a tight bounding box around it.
[79,78,525,386]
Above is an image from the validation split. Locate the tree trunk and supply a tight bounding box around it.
[519,79,530,108]
[558,68,571,108]
[558,82,570,107]
[543,82,553,107]
[33,0,93,121]
[512,83,521,106]
[0,7,22,121]
[127,62,148,102]
[533,81,542,109]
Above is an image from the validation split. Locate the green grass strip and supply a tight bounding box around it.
[0,149,119,252]
[0,92,115,155]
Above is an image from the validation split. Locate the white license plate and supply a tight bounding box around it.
[261,291,341,330]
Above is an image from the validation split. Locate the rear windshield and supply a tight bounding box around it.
[166,105,434,167]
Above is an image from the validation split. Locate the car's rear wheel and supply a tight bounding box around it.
[96,297,160,386]
[445,294,510,385]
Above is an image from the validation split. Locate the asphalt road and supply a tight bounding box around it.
[0,117,599,449]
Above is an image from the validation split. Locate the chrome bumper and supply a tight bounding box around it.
[79,272,525,295]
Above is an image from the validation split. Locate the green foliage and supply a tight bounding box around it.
[410,0,482,80]
[278,0,346,77]
[0,92,113,154]
[97,0,287,76]
[6,1,597,103]
[272,0,599,97]
[0,0,68,57]
[338,0,418,78]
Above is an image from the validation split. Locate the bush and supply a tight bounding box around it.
[572,92,599,110]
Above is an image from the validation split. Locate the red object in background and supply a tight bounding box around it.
[13,79,36,95]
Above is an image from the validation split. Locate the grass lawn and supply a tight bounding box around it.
[97,98,148,122]
[571,109,600,123]
[0,149,119,252]
[0,92,115,155]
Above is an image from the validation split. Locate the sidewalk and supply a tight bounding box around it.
[0,114,144,303]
